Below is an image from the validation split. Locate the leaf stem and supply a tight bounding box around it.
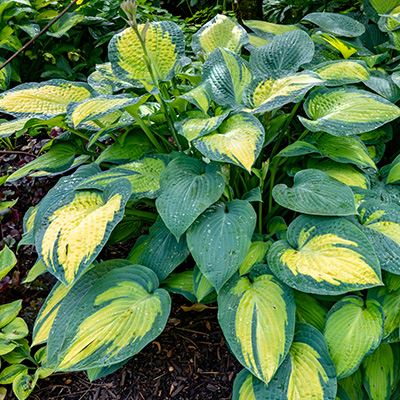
[127,109,166,153]
[68,128,106,150]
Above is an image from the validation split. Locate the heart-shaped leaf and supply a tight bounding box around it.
[131,219,190,282]
[272,169,357,216]
[232,323,337,400]
[48,261,171,371]
[191,14,248,57]
[324,296,384,379]
[36,179,132,286]
[187,200,256,292]
[109,22,185,85]
[249,30,315,79]
[218,273,295,384]
[156,156,225,240]
[267,215,382,295]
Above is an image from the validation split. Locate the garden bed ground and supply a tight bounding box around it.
[1,145,241,400]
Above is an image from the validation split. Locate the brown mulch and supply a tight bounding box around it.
[1,147,242,400]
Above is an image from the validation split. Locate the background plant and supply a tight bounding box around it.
[2,0,400,399]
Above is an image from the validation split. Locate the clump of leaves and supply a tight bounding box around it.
[2,0,400,399]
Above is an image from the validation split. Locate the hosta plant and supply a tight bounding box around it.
[2,0,400,398]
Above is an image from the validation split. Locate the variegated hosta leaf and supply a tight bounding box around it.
[358,200,400,274]
[193,266,214,303]
[161,270,196,303]
[36,179,132,286]
[0,57,11,91]
[32,281,73,346]
[312,32,361,59]
[302,12,365,38]
[67,94,150,128]
[363,70,400,104]
[187,200,256,292]
[191,14,248,58]
[218,273,295,384]
[156,156,225,240]
[78,155,167,200]
[86,358,131,382]
[109,22,185,85]
[7,142,77,182]
[202,48,252,108]
[87,62,134,94]
[238,241,270,275]
[0,80,93,119]
[312,60,369,87]
[95,132,151,165]
[49,261,170,371]
[294,291,327,332]
[193,112,265,172]
[249,30,315,79]
[267,215,382,295]
[272,169,357,216]
[178,83,212,114]
[0,118,30,139]
[313,134,376,170]
[244,20,299,39]
[175,113,228,142]
[131,219,190,282]
[368,285,400,343]
[362,344,397,400]
[232,369,257,400]
[387,154,400,184]
[232,323,337,400]
[30,164,102,243]
[28,155,91,179]
[324,296,384,379]
[307,159,370,189]
[278,135,376,171]
[244,72,324,114]
[300,87,400,136]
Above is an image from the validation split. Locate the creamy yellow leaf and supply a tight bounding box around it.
[41,191,122,284]
[233,275,288,383]
[280,231,381,286]
[199,15,245,56]
[0,83,91,116]
[32,283,71,346]
[115,24,178,82]
[58,281,161,370]
[288,342,328,400]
